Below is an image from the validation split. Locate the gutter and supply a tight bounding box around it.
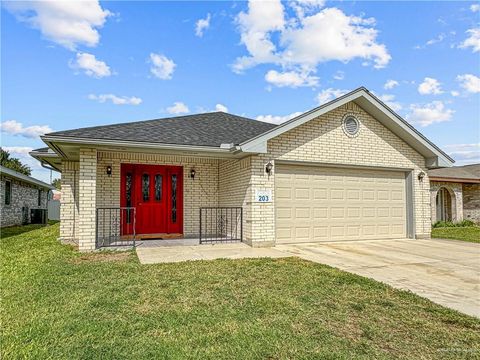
[429,176,480,184]
[41,135,236,154]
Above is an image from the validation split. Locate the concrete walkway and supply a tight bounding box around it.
[276,239,480,318]
[136,242,288,264]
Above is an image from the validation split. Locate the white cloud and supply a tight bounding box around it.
[290,0,326,18]
[384,79,399,90]
[233,1,390,84]
[256,111,303,124]
[460,28,480,53]
[4,0,111,50]
[415,33,445,49]
[316,88,349,104]
[443,143,480,164]
[456,74,480,93]
[333,71,345,80]
[471,4,480,12]
[195,13,211,37]
[377,94,402,112]
[418,77,443,95]
[233,0,285,73]
[265,69,319,87]
[149,53,176,80]
[88,94,142,105]
[215,104,228,112]
[166,102,190,114]
[70,52,112,78]
[0,120,52,139]
[406,101,454,127]
[451,90,460,97]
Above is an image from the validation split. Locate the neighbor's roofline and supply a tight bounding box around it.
[238,87,454,165]
[0,165,54,189]
[429,176,480,184]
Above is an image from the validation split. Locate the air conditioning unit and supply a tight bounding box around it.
[30,209,47,224]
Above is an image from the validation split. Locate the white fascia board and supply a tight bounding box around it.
[41,136,234,155]
[357,93,454,167]
[239,88,454,168]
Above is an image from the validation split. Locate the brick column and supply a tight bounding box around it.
[78,148,97,251]
[60,161,79,242]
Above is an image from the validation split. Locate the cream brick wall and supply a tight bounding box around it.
[246,101,431,244]
[218,157,252,243]
[59,161,79,242]
[78,148,97,251]
[96,151,219,237]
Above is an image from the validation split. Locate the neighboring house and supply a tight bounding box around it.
[31,87,454,252]
[428,164,480,224]
[0,165,54,227]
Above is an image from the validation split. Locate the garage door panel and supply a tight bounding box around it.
[275,165,407,243]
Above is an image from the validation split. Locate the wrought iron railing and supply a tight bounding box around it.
[199,207,243,244]
[96,207,136,248]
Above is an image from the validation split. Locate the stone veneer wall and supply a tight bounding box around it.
[0,175,48,227]
[463,183,480,224]
[430,181,463,223]
[246,101,431,245]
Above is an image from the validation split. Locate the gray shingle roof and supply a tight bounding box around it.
[428,164,480,181]
[45,112,277,147]
[0,165,54,189]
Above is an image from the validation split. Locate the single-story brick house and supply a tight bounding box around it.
[428,164,480,224]
[31,87,454,252]
[0,165,54,227]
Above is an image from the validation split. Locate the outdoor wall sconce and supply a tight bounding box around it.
[106,165,112,177]
[265,161,273,175]
[190,168,196,180]
[418,171,425,181]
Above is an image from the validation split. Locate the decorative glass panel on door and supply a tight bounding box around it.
[155,174,162,201]
[142,173,150,201]
[126,172,132,223]
[171,174,177,223]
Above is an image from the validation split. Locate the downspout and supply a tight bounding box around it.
[41,161,57,172]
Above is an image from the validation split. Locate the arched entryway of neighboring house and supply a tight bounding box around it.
[436,187,453,221]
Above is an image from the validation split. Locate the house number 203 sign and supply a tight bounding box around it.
[255,189,272,203]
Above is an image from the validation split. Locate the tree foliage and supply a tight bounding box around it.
[0,148,32,176]
[52,178,61,190]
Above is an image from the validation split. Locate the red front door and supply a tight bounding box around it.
[121,164,183,235]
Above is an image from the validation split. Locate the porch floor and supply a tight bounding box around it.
[136,242,289,264]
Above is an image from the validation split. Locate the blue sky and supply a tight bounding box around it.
[1,0,479,183]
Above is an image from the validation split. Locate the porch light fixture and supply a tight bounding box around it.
[190,168,196,180]
[418,171,425,181]
[265,161,273,175]
[106,165,112,177]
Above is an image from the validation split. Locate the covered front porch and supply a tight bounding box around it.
[59,147,253,251]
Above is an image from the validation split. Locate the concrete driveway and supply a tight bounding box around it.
[277,239,480,317]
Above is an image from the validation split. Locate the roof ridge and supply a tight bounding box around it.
[45,111,264,137]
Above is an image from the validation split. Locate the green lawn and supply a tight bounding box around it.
[1,224,479,359]
[432,226,480,244]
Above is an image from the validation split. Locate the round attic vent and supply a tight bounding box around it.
[343,115,360,137]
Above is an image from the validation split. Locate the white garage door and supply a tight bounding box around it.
[275,165,406,243]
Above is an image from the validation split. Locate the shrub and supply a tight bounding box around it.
[433,221,454,228]
[432,220,476,228]
[456,219,476,227]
